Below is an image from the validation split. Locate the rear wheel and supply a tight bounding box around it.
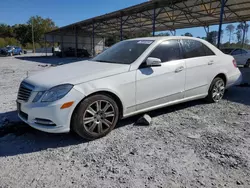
[206,77,225,103]
[72,94,119,140]
[244,60,250,68]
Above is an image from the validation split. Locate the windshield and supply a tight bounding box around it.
[92,40,154,64]
[6,47,12,50]
[221,48,234,54]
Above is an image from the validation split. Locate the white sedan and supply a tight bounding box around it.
[221,48,250,67]
[17,36,242,139]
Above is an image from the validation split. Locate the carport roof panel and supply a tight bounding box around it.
[46,0,250,36]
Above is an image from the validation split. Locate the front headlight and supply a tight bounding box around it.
[41,84,73,102]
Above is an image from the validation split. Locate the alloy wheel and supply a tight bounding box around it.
[83,100,115,135]
[212,79,225,102]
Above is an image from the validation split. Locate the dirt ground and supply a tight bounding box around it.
[0,55,250,188]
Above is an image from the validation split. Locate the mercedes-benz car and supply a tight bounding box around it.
[17,36,242,140]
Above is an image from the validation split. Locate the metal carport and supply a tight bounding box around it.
[45,0,250,57]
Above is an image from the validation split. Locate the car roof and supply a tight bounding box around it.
[127,36,204,42]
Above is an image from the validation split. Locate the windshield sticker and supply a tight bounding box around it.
[137,40,154,44]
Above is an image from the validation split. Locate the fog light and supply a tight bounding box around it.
[34,118,56,126]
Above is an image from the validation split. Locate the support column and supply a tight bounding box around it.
[242,21,246,48]
[217,0,226,48]
[52,35,55,56]
[92,21,95,57]
[152,7,156,36]
[120,14,123,41]
[60,33,64,57]
[75,26,78,57]
[44,35,47,57]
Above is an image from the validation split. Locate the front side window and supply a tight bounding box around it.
[148,40,182,63]
[181,39,215,58]
[92,40,154,64]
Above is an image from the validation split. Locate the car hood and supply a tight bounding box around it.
[24,60,130,91]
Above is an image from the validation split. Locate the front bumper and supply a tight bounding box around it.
[17,88,84,133]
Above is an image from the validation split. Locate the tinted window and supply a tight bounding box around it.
[221,48,234,54]
[203,44,215,56]
[92,40,154,64]
[241,49,248,54]
[149,40,181,62]
[232,49,241,55]
[181,39,214,58]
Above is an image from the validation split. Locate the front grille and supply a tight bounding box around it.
[17,82,34,102]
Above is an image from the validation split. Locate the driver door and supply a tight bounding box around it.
[135,40,186,111]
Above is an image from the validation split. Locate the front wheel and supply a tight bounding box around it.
[206,77,225,103]
[72,94,119,140]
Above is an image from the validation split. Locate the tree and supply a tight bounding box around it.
[243,23,249,44]
[27,16,57,45]
[0,24,15,38]
[207,31,219,45]
[14,24,31,46]
[184,32,193,37]
[226,24,235,44]
[236,23,244,42]
[156,32,170,36]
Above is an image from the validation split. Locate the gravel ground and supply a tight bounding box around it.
[0,55,250,188]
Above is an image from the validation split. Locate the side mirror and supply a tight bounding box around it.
[146,57,161,67]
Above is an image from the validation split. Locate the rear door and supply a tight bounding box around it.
[180,39,217,98]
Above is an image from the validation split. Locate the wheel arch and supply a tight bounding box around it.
[214,73,227,85]
[70,90,124,130]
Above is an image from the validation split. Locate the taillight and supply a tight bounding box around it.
[232,59,237,68]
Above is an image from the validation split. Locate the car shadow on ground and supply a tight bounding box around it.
[1,87,249,157]
[0,100,204,157]
[15,56,90,65]
[224,86,250,106]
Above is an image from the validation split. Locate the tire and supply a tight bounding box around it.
[206,77,225,103]
[72,94,119,140]
[244,60,250,68]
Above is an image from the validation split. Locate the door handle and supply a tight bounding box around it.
[175,66,184,73]
[208,61,214,65]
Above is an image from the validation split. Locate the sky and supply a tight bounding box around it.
[0,0,249,43]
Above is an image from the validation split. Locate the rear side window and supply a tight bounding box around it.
[149,40,182,62]
[241,49,248,54]
[232,49,241,55]
[181,39,215,59]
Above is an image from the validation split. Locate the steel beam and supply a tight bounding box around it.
[217,0,226,48]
